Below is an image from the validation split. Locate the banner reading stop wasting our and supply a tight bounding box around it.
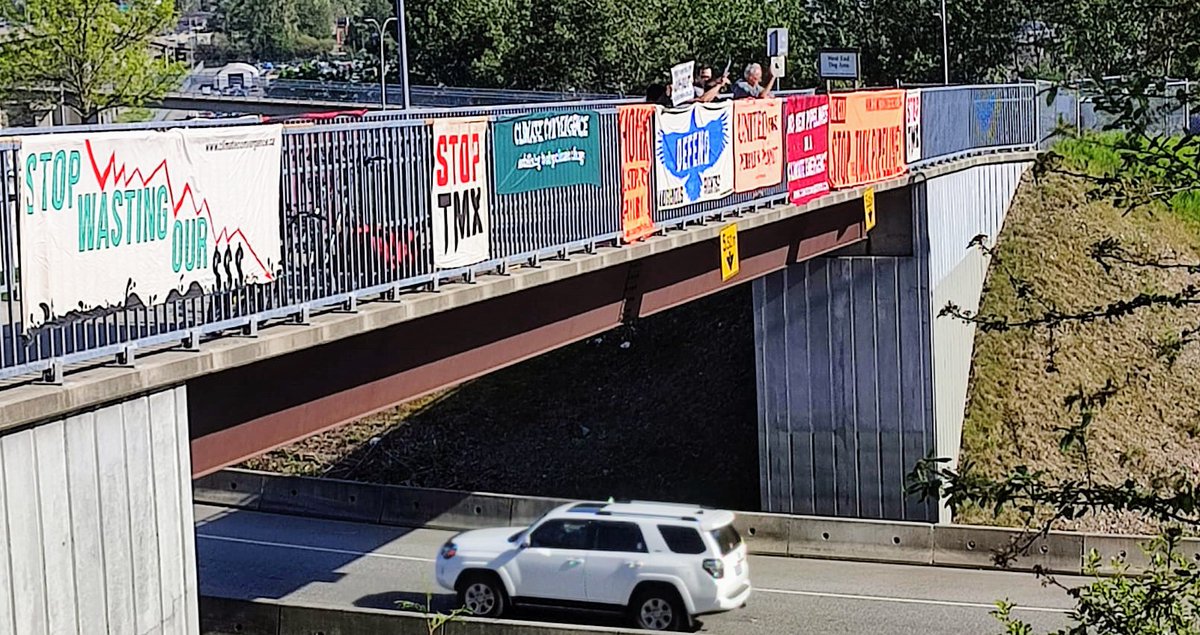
[431,117,491,269]
[17,125,283,329]
[785,94,830,206]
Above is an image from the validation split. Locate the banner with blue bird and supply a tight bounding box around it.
[655,102,734,210]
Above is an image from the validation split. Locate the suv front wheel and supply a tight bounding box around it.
[457,572,507,618]
[630,585,691,631]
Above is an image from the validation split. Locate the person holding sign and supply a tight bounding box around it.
[732,62,775,100]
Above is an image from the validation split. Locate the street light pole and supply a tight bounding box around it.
[396,0,412,110]
[941,0,950,84]
[365,17,397,109]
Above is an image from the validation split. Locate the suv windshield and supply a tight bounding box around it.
[710,524,742,556]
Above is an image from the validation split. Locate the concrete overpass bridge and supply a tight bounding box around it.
[0,84,1040,634]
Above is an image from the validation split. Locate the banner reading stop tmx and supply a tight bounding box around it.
[619,105,655,243]
[493,110,602,195]
[733,98,784,193]
[432,117,490,269]
[656,102,734,210]
[17,125,283,330]
[828,90,907,188]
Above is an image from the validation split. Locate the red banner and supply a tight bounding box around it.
[619,105,655,243]
[786,95,830,205]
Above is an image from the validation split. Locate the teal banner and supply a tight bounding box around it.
[493,110,602,194]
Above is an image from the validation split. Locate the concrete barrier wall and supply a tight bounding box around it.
[201,596,644,635]
[195,468,1195,576]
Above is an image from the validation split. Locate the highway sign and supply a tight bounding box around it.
[864,187,877,232]
[720,224,740,281]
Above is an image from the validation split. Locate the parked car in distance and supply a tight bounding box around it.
[435,500,751,631]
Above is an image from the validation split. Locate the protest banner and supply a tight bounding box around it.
[655,102,734,210]
[670,61,695,107]
[905,89,922,164]
[733,98,784,193]
[785,94,830,206]
[619,105,656,242]
[432,117,490,269]
[17,125,283,328]
[493,110,601,194]
[827,90,907,188]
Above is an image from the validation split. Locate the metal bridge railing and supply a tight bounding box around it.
[0,84,1041,382]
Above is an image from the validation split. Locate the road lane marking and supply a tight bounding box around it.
[197,533,436,563]
[756,587,1067,614]
[197,533,1068,615]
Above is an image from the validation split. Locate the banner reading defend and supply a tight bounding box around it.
[785,94,830,205]
[733,98,784,193]
[827,90,907,188]
[432,117,491,269]
[619,105,656,243]
[17,125,283,329]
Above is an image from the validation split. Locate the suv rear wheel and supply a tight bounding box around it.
[457,572,507,618]
[630,585,690,631]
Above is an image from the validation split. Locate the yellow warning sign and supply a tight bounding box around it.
[864,187,877,232]
[720,224,740,282]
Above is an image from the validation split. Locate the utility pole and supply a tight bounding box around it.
[364,17,398,109]
[396,0,412,110]
[941,0,950,84]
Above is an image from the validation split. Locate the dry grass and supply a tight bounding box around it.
[958,171,1200,533]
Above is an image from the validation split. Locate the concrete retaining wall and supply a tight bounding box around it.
[195,468,1194,576]
[201,596,644,635]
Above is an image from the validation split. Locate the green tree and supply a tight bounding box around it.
[907,1,1200,630]
[0,0,186,122]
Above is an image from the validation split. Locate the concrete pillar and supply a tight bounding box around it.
[0,386,199,635]
[753,161,1031,524]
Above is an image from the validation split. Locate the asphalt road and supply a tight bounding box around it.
[196,504,1083,634]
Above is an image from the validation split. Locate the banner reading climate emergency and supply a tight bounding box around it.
[493,110,601,194]
[432,117,490,269]
[17,125,283,329]
[619,105,655,243]
[655,102,734,210]
[786,94,830,206]
[828,90,907,188]
[733,98,784,193]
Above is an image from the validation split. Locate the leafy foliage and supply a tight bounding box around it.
[0,0,186,121]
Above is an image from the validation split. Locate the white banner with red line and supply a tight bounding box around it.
[17,125,283,329]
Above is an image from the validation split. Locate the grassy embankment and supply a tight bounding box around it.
[958,132,1200,533]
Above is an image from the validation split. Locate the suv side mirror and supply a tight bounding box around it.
[518,538,531,550]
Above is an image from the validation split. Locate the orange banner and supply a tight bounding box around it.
[827,90,907,188]
[619,105,655,243]
[733,98,784,193]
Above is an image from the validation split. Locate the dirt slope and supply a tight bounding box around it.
[241,284,762,511]
[958,172,1200,533]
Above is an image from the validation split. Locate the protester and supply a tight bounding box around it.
[693,66,714,99]
[692,65,730,103]
[645,82,674,106]
[732,63,775,99]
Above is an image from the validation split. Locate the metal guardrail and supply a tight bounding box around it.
[0,85,1040,382]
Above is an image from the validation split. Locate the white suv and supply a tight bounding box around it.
[435,500,751,631]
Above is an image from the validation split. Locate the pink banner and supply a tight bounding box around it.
[786,95,830,206]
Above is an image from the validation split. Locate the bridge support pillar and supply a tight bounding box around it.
[0,386,199,635]
[753,161,1031,523]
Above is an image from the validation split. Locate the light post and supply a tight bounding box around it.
[396,0,412,110]
[940,0,950,84]
[365,17,397,108]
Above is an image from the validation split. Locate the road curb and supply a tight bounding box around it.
[194,468,1186,576]
[200,596,644,635]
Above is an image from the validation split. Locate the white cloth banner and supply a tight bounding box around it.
[655,102,734,210]
[905,90,922,164]
[431,117,491,269]
[17,125,283,328]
